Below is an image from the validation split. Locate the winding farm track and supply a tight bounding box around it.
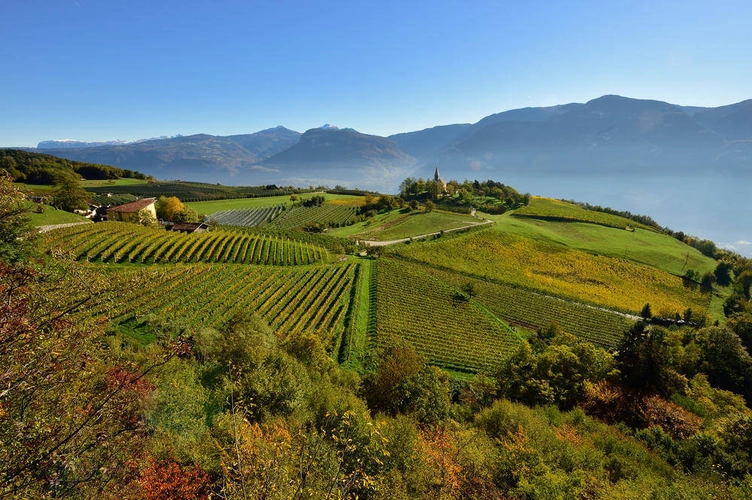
[37,221,92,233]
[360,219,495,247]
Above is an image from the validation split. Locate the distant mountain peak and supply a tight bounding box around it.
[320,124,339,130]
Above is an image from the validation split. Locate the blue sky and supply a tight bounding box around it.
[1,0,750,146]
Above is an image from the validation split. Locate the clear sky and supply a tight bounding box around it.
[1,0,750,146]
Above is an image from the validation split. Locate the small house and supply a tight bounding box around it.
[107,198,157,223]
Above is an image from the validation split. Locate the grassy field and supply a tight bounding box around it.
[492,214,717,277]
[330,209,483,241]
[365,210,482,241]
[187,193,365,214]
[512,197,656,230]
[27,205,89,226]
[80,178,150,188]
[396,227,710,318]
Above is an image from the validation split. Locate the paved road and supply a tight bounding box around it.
[360,219,494,247]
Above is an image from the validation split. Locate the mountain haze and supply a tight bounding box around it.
[253,127,417,191]
[25,95,752,191]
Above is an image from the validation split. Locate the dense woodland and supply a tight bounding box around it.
[3,168,752,498]
[0,149,149,184]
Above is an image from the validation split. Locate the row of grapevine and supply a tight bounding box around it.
[417,262,634,348]
[44,222,327,266]
[81,262,358,353]
[207,205,286,227]
[375,258,519,372]
[272,205,357,229]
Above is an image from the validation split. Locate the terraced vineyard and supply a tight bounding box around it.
[375,258,520,372]
[207,205,286,227]
[44,222,327,265]
[512,197,655,230]
[84,262,357,351]
[417,261,634,348]
[272,205,357,229]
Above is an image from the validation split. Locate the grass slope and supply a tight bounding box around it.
[395,226,710,318]
[512,196,656,230]
[28,206,89,226]
[494,214,717,277]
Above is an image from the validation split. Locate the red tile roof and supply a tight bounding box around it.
[108,198,157,213]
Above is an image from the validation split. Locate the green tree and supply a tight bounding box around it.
[727,312,752,354]
[700,271,717,294]
[715,261,734,287]
[696,326,752,402]
[0,171,37,263]
[0,262,160,497]
[51,171,89,212]
[494,331,615,408]
[363,344,450,424]
[616,324,688,397]
[138,207,158,227]
[640,303,653,319]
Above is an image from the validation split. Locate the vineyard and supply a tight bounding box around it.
[87,181,299,202]
[207,205,286,227]
[84,262,358,352]
[375,258,520,372]
[396,228,710,317]
[271,205,357,230]
[512,197,655,230]
[415,261,634,348]
[44,222,327,265]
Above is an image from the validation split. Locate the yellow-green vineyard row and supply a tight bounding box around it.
[415,261,635,348]
[375,258,520,372]
[85,262,357,353]
[44,222,327,266]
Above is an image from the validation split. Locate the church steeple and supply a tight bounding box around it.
[433,165,446,192]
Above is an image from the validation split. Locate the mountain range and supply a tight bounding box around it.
[31,95,752,192]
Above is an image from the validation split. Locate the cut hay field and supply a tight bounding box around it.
[396,228,710,318]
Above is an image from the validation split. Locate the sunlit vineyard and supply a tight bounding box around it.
[272,205,357,229]
[396,229,710,317]
[84,262,357,351]
[44,222,327,265]
[417,262,634,348]
[512,197,655,230]
[375,258,520,372]
[207,205,286,227]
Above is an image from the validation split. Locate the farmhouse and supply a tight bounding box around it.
[107,198,157,223]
